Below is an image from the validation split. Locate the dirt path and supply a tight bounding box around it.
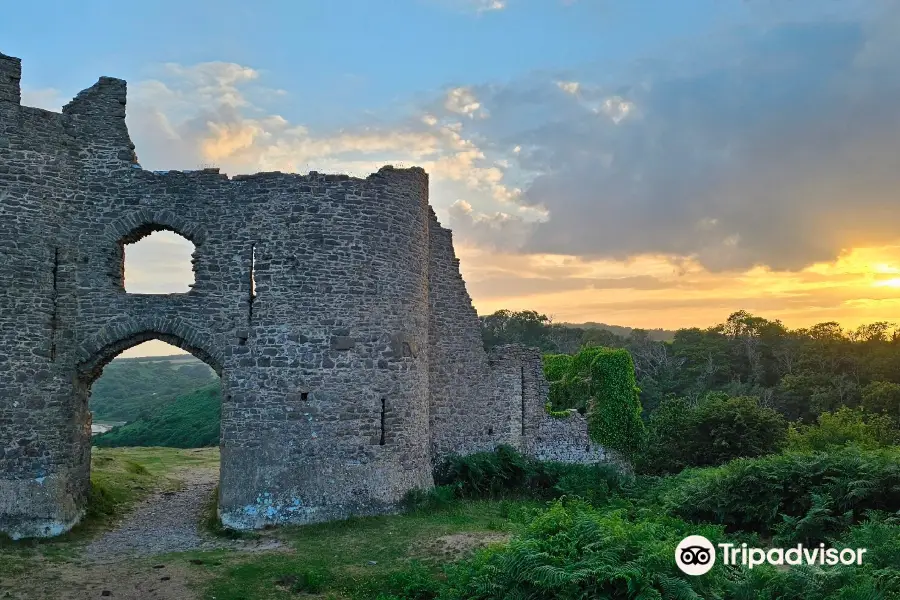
[3,466,286,600]
[83,468,224,562]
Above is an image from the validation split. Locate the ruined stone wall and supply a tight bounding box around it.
[0,53,89,538]
[527,412,618,464]
[0,51,613,539]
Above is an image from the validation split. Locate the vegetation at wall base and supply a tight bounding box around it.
[4,444,898,599]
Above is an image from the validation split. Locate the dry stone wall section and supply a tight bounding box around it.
[0,51,613,539]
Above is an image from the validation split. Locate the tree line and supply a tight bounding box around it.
[480,309,900,424]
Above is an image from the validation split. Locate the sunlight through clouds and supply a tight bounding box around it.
[99,0,900,334]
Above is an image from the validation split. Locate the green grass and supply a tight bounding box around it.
[198,500,537,600]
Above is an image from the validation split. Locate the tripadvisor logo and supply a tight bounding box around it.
[675,535,716,575]
[675,535,868,575]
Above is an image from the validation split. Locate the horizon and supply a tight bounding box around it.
[5,1,900,358]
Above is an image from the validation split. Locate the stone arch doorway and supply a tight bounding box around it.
[73,322,229,536]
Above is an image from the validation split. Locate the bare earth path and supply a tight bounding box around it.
[4,464,286,600]
[83,467,224,562]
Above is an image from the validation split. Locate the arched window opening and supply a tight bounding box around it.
[122,229,196,294]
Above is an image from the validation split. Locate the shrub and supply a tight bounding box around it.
[664,447,900,544]
[393,500,900,600]
[542,353,573,383]
[588,349,645,455]
[441,498,732,600]
[636,393,788,475]
[432,445,632,503]
[547,380,570,411]
[403,485,458,512]
[435,445,534,499]
[733,515,900,599]
[786,407,900,451]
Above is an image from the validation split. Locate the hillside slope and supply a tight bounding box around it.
[92,383,221,448]
[90,354,218,422]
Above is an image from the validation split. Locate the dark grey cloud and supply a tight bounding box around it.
[452,3,900,271]
[465,274,687,299]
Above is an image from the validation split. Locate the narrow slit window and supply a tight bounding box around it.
[250,244,257,299]
[50,247,59,361]
[248,243,256,325]
[520,365,526,435]
[379,398,386,446]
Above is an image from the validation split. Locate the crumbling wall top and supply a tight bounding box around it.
[0,52,21,105]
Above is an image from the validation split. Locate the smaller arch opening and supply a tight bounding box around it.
[121,226,196,294]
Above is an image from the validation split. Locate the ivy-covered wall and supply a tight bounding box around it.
[543,347,645,456]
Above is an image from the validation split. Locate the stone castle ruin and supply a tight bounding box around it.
[0,52,608,539]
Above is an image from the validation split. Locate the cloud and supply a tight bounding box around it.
[444,87,488,119]
[120,63,534,244]
[426,0,506,13]
[51,1,900,334]
[446,199,534,250]
[434,3,900,273]
[556,81,581,95]
[475,0,506,11]
[20,87,64,111]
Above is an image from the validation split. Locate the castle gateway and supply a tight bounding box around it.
[0,52,607,539]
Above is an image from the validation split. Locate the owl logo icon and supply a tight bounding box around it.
[675,535,716,575]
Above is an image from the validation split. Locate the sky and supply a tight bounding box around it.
[5,0,900,358]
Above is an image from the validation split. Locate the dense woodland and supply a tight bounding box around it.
[93,383,221,448]
[481,308,900,424]
[93,309,900,451]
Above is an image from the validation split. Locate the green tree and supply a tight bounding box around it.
[636,393,788,475]
[861,380,900,422]
[786,406,900,451]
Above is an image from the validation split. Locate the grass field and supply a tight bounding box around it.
[0,447,531,600]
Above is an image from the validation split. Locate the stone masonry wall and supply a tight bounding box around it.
[0,51,614,539]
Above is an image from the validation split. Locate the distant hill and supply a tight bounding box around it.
[562,322,676,343]
[93,383,221,449]
[90,354,218,422]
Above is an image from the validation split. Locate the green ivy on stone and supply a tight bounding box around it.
[542,348,645,456]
